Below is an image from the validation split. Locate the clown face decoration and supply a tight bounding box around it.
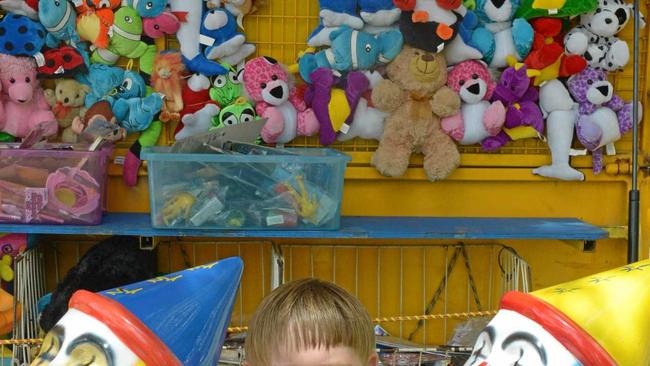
[464,310,581,366]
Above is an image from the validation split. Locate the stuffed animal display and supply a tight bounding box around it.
[175,73,220,140]
[44,78,90,143]
[151,51,187,123]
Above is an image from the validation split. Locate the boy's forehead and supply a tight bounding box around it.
[271,345,366,366]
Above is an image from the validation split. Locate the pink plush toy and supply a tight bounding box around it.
[243,56,319,144]
[0,54,57,139]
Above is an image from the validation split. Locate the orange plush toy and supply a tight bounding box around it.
[152,51,187,124]
[524,17,587,86]
[0,289,18,335]
[74,0,121,49]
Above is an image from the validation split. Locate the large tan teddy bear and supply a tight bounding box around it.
[371,46,461,181]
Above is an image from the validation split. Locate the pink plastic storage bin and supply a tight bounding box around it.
[0,144,112,225]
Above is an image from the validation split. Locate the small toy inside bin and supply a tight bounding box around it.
[143,147,351,230]
[0,144,112,225]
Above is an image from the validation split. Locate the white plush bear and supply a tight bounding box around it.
[564,0,645,72]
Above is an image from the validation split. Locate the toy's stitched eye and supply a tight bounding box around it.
[213,75,226,87]
[123,79,133,90]
[365,44,372,53]
[125,16,133,23]
[459,80,465,86]
[228,72,239,84]
[1,245,11,254]
[146,1,153,9]
[54,0,60,6]
[587,79,593,85]
[472,74,479,80]
[241,109,255,123]
[9,78,15,84]
[25,77,30,83]
[222,112,237,125]
[154,24,160,30]
[261,83,267,89]
[271,74,278,81]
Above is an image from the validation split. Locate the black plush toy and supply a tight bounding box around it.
[39,236,157,332]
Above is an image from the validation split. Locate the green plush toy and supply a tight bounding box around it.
[209,62,244,107]
[91,6,157,75]
[515,0,598,19]
[211,97,259,130]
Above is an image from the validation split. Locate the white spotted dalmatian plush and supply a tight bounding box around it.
[564,0,645,72]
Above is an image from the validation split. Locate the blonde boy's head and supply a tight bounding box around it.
[245,278,376,366]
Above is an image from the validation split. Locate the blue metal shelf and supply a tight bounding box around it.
[0,213,608,241]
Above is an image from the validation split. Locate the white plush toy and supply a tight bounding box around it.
[564,0,645,72]
[533,80,585,181]
[444,6,484,66]
[441,60,506,148]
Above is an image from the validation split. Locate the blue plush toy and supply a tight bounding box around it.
[77,64,125,108]
[472,0,534,68]
[0,14,46,57]
[111,70,147,101]
[199,8,255,68]
[39,0,80,48]
[124,0,168,18]
[300,26,404,84]
[319,0,364,29]
[358,0,401,27]
[113,93,163,133]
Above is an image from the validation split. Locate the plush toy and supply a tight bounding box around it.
[524,17,587,86]
[568,67,636,174]
[211,96,258,129]
[151,52,187,123]
[564,0,643,72]
[37,46,87,78]
[394,0,464,54]
[371,46,461,181]
[44,79,90,143]
[39,236,156,332]
[0,14,46,57]
[307,68,387,144]
[243,56,320,144]
[444,7,484,66]
[199,8,256,67]
[318,0,364,29]
[143,11,182,39]
[441,60,506,148]
[111,70,148,101]
[39,0,82,48]
[175,73,220,140]
[515,0,598,19]
[298,26,404,84]
[472,0,534,68]
[0,0,38,19]
[74,0,120,49]
[219,0,264,28]
[532,79,585,181]
[0,54,57,139]
[359,0,401,26]
[210,62,244,107]
[77,63,125,108]
[169,0,228,76]
[71,100,126,142]
[113,93,164,134]
[124,0,168,17]
[90,6,158,75]
[482,61,544,151]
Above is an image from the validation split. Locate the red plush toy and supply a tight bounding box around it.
[524,18,587,86]
[174,74,220,140]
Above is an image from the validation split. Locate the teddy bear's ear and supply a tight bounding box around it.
[80,84,91,93]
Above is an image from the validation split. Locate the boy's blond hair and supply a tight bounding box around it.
[244,278,375,365]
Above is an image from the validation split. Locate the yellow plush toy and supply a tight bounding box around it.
[44,79,90,143]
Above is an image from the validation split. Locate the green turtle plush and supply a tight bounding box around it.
[209,62,244,107]
[91,6,157,74]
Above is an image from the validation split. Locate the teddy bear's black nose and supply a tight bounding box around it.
[490,0,506,8]
[616,8,628,25]
[270,86,284,99]
[421,54,434,62]
[597,85,610,96]
[467,83,481,95]
[605,17,613,24]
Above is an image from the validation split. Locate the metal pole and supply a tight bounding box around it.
[629,0,642,263]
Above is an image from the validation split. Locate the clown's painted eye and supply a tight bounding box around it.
[9,78,15,84]
[33,326,64,364]
[365,44,372,53]
[66,334,113,366]
[261,83,267,89]
[146,1,154,9]
[213,75,227,88]
[472,74,479,80]
[125,16,133,23]
[271,74,278,81]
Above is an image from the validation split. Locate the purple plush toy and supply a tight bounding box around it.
[567,67,636,174]
[304,68,369,146]
[482,64,545,151]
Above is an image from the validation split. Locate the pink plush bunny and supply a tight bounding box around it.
[0,54,57,139]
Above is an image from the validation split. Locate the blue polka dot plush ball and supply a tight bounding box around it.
[0,13,46,56]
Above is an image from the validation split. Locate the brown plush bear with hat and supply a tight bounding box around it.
[371,45,461,181]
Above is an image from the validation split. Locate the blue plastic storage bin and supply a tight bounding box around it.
[142,147,351,230]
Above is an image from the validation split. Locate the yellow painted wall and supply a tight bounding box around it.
[41,0,650,347]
